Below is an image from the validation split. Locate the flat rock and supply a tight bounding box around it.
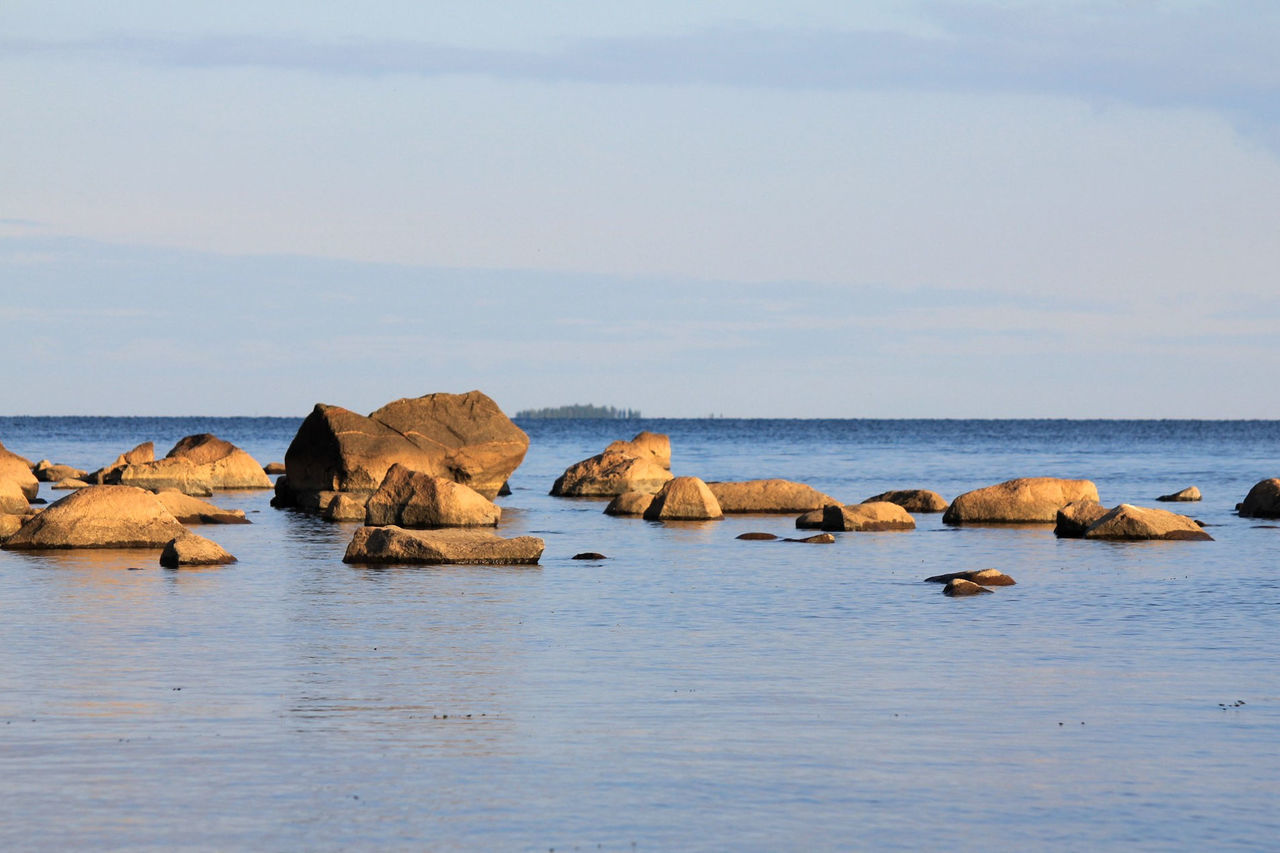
[943,579,993,596]
[862,489,949,513]
[2,485,188,550]
[114,458,214,496]
[604,491,655,516]
[552,451,673,497]
[643,477,723,521]
[822,501,916,532]
[736,532,778,540]
[159,532,237,568]
[1156,486,1201,502]
[1083,504,1213,541]
[572,552,607,560]
[1237,478,1280,519]
[0,440,40,501]
[943,477,1100,525]
[364,463,500,528]
[707,479,839,513]
[1054,500,1109,538]
[343,526,544,565]
[925,569,1016,586]
[283,391,528,505]
[154,489,249,524]
[166,434,273,489]
[782,533,835,544]
[604,431,671,470]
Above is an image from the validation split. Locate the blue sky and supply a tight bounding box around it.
[3,1,1278,417]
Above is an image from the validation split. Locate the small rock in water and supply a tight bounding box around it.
[942,578,993,596]
[736,532,777,540]
[925,568,1015,586]
[1156,486,1201,502]
[571,552,607,560]
[781,533,835,544]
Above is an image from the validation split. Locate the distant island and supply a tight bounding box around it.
[514,404,641,419]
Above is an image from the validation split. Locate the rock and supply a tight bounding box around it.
[822,501,916,532]
[943,579,993,596]
[643,477,724,521]
[603,431,672,470]
[781,533,836,544]
[1082,504,1213,541]
[166,434,273,489]
[264,462,287,475]
[2,485,188,550]
[795,508,830,529]
[736,532,778,540]
[33,461,88,483]
[0,479,29,515]
[364,463,500,528]
[925,569,1016,586]
[943,478,1100,525]
[551,451,673,497]
[159,532,237,568]
[498,480,511,496]
[707,479,839,513]
[862,489,949,513]
[343,526,544,565]
[114,458,214,496]
[1156,486,1201,502]
[85,441,155,484]
[0,440,40,501]
[1237,478,1280,519]
[325,493,369,522]
[283,391,528,505]
[604,491,655,516]
[153,489,249,524]
[1,514,25,542]
[572,552,607,560]
[1054,500,1110,538]
[52,478,90,490]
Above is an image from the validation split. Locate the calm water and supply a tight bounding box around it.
[1,417,1278,851]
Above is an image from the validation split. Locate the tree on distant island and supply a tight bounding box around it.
[514,404,641,419]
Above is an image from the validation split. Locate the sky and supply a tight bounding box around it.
[2,1,1278,417]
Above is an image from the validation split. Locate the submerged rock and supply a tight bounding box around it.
[603,491,655,517]
[643,477,723,521]
[2,485,187,550]
[159,532,237,568]
[943,478,1099,525]
[736,532,778,540]
[862,489,949,513]
[925,569,1016,586]
[572,552,607,560]
[822,502,916,532]
[364,463,500,528]
[1237,478,1280,519]
[707,479,839,513]
[1156,486,1201,503]
[782,533,836,544]
[343,526,544,565]
[943,579,993,596]
[1082,504,1213,541]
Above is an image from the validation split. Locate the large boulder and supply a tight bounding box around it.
[943,478,1100,525]
[2,485,188,550]
[1053,500,1110,538]
[0,440,39,501]
[604,491,656,517]
[604,431,671,470]
[862,489,949,513]
[551,451,673,497]
[1082,504,1212,541]
[822,502,916,532]
[153,489,249,524]
[166,434,273,489]
[343,526,544,565]
[283,391,527,506]
[707,479,839,513]
[159,532,237,568]
[0,479,29,515]
[643,477,723,521]
[114,458,214,496]
[1237,478,1280,519]
[365,463,500,528]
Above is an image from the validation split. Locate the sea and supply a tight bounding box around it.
[0,416,1277,851]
